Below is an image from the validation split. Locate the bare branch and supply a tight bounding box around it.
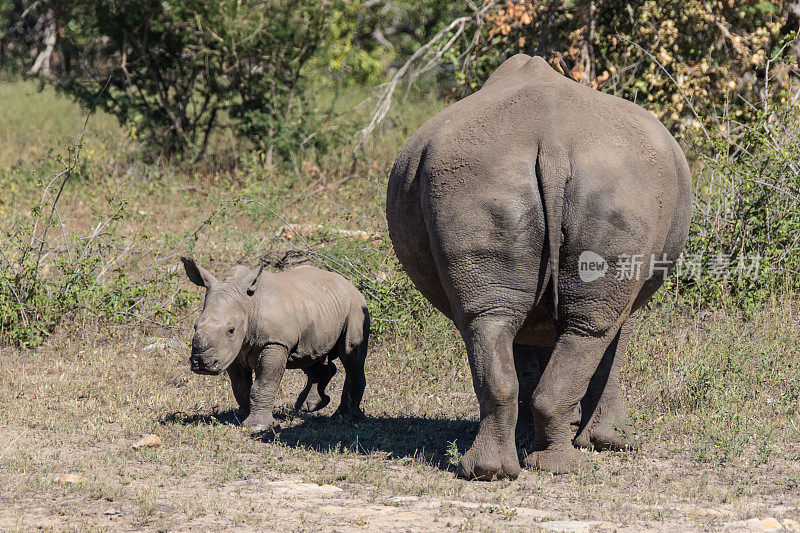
[354,1,500,151]
[0,0,41,41]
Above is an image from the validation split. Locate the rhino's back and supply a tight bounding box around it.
[254,266,366,356]
[395,54,678,191]
[275,265,366,314]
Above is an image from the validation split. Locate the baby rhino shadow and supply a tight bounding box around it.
[163,408,479,471]
[266,414,479,471]
[162,408,289,427]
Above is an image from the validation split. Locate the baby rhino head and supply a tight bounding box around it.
[181,257,263,375]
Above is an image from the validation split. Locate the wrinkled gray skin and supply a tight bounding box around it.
[182,258,369,431]
[387,54,691,480]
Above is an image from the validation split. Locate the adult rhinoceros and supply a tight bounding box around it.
[386,54,691,480]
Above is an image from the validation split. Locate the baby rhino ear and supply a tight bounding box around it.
[181,257,218,288]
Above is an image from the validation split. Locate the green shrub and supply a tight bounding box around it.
[437,1,799,133]
[0,142,191,346]
[665,89,800,310]
[2,0,383,161]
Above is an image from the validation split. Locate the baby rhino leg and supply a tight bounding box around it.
[295,361,337,413]
[335,305,369,419]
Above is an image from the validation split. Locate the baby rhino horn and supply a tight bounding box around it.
[181,257,218,288]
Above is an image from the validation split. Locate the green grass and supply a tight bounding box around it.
[0,77,124,169]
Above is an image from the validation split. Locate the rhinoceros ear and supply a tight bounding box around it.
[181,257,218,288]
[243,264,265,296]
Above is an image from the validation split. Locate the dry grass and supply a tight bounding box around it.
[0,305,798,531]
[0,78,123,170]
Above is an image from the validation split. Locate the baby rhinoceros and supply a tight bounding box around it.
[181,257,369,432]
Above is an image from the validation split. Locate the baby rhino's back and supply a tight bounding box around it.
[274,266,367,363]
[279,265,365,313]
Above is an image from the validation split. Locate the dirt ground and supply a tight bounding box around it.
[1,316,798,532]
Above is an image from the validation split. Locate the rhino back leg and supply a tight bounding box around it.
[574,317,636,451]
[295,361,337,413]
[523,164,661,473]
[455,315,525,480]
[417,161,552,480]
[333,303,369,419]
[573,169,689,452]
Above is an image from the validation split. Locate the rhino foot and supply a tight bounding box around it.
[301,393,330,413]
[574,415,638,451]
[234,408,250,424]
[456,442,521,481]
[332,405,365,422]
[242,412,276,433]
[523,447,588,474]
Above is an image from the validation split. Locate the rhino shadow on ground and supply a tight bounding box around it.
[260,413,483,471]
[161,408,288,427]
[162,409,540,471]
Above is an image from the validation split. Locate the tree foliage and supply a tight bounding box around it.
[6,0,798,156]
[1,0,385,160]
[460,0,799,131]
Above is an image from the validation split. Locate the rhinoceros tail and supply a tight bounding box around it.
[536,143,569,322]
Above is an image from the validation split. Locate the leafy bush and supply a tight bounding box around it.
[0,141,190,346]
[670,89,800,309]
[362,1,797,135]
[472,2,798,126]
[0,0,386,161]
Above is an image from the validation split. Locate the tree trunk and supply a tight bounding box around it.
[28,9,56,77]
[782,2,800,64]
[579,0,596,84]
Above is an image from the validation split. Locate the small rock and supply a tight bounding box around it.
[104,508,118,516]
[749,518,783,532]
[540,521,592,533]
[144,341,164,351]
[132,434,162,449]
[725,517,785,532]
[56,474,88,485]
[166,336,184,350]
[266,479,342,497]
[783,519,800,532]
